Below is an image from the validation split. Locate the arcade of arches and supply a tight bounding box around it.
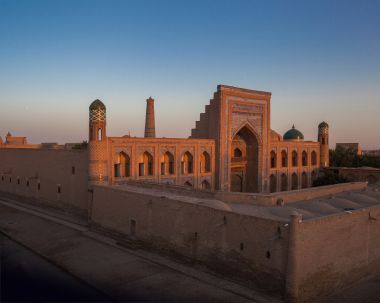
[268,146,320,192]
[230,126,320,193]
[269,170,319,193]
[113,148,213,188]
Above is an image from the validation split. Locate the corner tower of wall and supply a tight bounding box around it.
[88,99,108,183]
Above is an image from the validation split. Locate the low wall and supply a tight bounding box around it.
[0,148,88,213]
[124,179,367,207]
[287,204,380,302]
[90,185,289,292]
[329,167,380,184]
[124,179,215,199]
[215,182,367,206]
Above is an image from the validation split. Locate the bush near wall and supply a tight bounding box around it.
[330,147,380,168]
[312,170,348,187]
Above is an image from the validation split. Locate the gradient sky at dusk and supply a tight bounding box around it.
[0,0,379,149]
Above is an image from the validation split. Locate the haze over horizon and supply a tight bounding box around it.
[1,0,379,149]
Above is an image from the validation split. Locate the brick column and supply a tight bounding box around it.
[144,97,156,138]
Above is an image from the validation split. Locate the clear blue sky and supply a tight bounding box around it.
[0,0,379,149]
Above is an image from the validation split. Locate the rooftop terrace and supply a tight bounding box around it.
[101,181,380,223]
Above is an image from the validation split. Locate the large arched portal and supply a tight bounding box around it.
[230,126,259,193]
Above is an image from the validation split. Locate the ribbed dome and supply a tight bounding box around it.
[283,125,304,141]
[89,99,106,110]
[319,121,329,128]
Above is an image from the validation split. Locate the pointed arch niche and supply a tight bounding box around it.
[230,125,259,193]
[114,152,130,178]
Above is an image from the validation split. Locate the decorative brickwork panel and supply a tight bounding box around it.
[160,146,176,155]
[180,147,195,157]
[180,176,194,185]
[200,146,212,154]
[231,112,263,143]
[114,147,132,157]
[90,108,106,122]
[138,147,155,155]
[232,103,264,112]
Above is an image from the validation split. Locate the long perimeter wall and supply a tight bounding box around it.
[0,148,88,212]
[90,184,380,303]
[90,185,290,292]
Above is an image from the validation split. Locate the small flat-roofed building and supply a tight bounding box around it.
[5,132,27,146]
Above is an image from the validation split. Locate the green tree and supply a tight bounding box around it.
[72,140,88,150]
[329,146,356,167]
[313,170,348,187]
[329,147,380,169]
[365,156,380,168]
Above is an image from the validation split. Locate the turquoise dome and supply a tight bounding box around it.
[283,125,304,141]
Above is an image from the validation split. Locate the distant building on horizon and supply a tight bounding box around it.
[363,149,380,157]
[336,142,363,156]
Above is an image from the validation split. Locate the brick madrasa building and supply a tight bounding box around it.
[2,85,380,303]
[88,85,329,192]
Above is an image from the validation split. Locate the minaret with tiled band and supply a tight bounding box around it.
[88,99,108,183]
[144,97,156,138]
[318,121,329,168]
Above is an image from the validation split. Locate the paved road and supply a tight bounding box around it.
[0,200,280,303]
[5,198,380,303]
[1,235,112,302]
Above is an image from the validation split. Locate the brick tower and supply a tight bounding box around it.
[318,121,329,168]
[88,99,108,183]
[144,97,156,138]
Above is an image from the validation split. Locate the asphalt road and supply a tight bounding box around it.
[2,198,380,303]
[1,234,112,302]
[0,200,279,303]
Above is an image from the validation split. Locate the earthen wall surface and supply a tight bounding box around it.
[90,185,289,292]
[90,183,380,302]
[0,148,88,211]
[215,182,367,206]
[289,204,380,302]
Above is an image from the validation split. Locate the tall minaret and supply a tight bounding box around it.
[318,121,329,168]
[88,99,108,183]
[144,97,156,138]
